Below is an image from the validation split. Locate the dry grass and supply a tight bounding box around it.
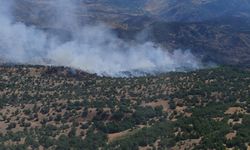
[172,138,201,150]
[108,125,145,143]
[225,107,246,115]
[141,100,169,112]
[225,131,237,140]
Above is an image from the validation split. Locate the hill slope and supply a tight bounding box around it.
[0,65,250,149]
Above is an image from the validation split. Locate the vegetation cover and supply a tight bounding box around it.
[0,65,250,149]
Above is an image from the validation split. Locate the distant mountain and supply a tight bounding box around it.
[145,0,250,22]
[10,0,250,67]
[14,0,250,24]
[148,18,250,67]
[115,16,250,67]
[82,0,250,22]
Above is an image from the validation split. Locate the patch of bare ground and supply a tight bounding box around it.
[11,124,24,133]
[108,125,145,143]
[225,131,237,140]
[38,145,45,150]
[225,107,246,115]
[139,145,153,150]
[184,112,192,117]
[108,129,130,143]
[141,100,169,112]
[4,138,25,146]
[0,121,8,134]
[212,117,224,121]
[171,138,201,150]
[228,118,243,125]
[86,108,97,120]
[175,106,187,113]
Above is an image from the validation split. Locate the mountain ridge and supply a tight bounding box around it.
[8,0,250,68]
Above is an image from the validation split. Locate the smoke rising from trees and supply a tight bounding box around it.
[0,0,203,77]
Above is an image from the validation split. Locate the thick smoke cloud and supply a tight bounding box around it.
[0,0,203,77]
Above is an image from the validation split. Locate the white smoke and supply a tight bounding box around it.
[0,0,203,77]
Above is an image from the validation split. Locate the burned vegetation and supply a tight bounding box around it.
[0,65,250,150]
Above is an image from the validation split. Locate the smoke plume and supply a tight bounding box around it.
[0,0,203,77]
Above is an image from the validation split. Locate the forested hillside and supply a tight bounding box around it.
[0,65,250,149]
